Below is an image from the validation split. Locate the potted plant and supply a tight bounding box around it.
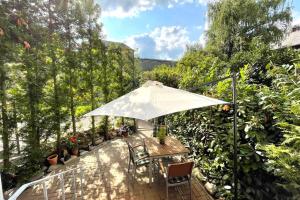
[47,154,58,165]
[66,136,80,156]
[157,125,167,145]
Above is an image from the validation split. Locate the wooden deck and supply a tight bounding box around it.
[18,128,213,200]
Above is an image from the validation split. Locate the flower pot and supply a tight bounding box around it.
[47,154,58,165]
[71,148,79,156]
[159,139,165,145]
[123,131,128,138]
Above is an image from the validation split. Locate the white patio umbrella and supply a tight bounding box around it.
[84,80,228,120]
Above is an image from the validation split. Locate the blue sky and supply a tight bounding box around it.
[97,0,300,60]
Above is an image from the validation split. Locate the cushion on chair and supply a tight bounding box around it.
[136,151,149,158]
[168,175,189,184]
[136,158,150,166]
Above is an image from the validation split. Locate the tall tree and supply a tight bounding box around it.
[15,0,49,164]
[100,41,111,140]
[0,0,12,171]
[0,66,10,170]
[206,0,291,60]
[47,0,62,147]
[58,0,79,134]
[78,0,102,145]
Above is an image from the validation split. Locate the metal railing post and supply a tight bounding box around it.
[80,166,83,199]
[42,182,48,200]
[72,170,77,200]
[60,174,65,200]
[0,173,4,200]
[7,167,81,200]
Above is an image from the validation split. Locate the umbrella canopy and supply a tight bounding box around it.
[84,81,228,120]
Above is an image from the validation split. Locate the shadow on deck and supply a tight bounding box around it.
[18,127,213,200]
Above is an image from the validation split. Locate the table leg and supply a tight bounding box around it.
[149,157,153,185]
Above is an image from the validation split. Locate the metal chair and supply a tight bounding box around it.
[126,140,149,180]
[161,161,194,200]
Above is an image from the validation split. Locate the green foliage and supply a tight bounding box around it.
[206,0,291,60]
[147,48,299,199]
[142,64,180,88]
[157,125,167,142]
[258,64,300,199]
[0,0,139,182]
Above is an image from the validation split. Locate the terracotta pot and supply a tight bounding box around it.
[71,148,79,156]
[159,139,165,145]
[47,154,58,165]
[123,132,128,137]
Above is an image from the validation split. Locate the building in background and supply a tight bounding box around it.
[277,25,300,49]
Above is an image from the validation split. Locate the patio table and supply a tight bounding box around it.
[144,136,190,184]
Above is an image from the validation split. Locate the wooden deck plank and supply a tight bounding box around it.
[17,130,212,200]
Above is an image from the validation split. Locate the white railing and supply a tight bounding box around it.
[0,175,4,200]
[1,166,84,200]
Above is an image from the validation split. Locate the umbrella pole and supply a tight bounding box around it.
[232,73,238,200]
[195,74,238,200]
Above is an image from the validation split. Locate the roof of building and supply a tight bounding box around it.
[139,58,177,71]
[278,25,300,49]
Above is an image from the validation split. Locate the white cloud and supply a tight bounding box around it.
[204,11,209,30]
[124,26,190,60]
[199,33,205,47]
[150,26,189,51]
[199,11,209,47]
[292,10,300,26]
[99,0,206,18]
[101,26,108,39]
[198,0,218,6]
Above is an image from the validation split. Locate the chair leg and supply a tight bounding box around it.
[166,184,168,200]
[128,159,131,173]
[189,180,192,200]
[133,165,136,180]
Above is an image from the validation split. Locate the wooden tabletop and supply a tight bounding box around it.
[144,136,189,158]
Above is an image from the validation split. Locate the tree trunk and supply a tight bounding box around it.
[90,67,96,145]
[70,75,76,134]
[53,57,61,146]
[102,60,109,140]
[28,75,38,147]
[13,101,20,154]
[88,25,96,145]
[25,50,40,152]
[90,78,96,145]
[34,55,40,147]
[103,116,109,140]
[48,0,61,147]
[66,0,76,135]
[0,67,10,170]
[117,51,125,125]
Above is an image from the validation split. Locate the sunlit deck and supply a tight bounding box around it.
[18,128,213,200]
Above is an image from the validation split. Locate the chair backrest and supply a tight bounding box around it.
[168,161,194,178]
[125,140,137,163]
[142,139,147,153]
